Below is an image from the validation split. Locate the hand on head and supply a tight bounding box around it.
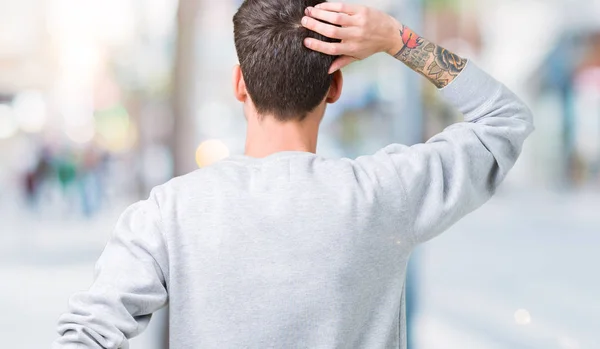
[301,3,403,74]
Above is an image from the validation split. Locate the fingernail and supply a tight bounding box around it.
[305,7,312,15]
[302,16,308,25]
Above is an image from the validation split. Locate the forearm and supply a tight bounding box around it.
[386,23,467,89]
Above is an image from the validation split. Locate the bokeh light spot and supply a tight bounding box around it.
[95,105,136,153]
[514,309,532,325]
[196,140,230,168]
[13,91,47,133]
[65,122,95,144]
[0,104,18,140]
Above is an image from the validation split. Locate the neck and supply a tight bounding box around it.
[244,114,321,158]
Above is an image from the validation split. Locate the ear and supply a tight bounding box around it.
[326,70,343,104]
[233,65,247,102]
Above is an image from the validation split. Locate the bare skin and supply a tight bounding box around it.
[232,64,344,158]
[301,3,467,88]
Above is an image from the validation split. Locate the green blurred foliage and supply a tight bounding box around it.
[423,0,469,11]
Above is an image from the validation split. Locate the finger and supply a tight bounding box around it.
[305,6,355,26]
[304,38,349,56]
[329,56,358,74]
[302,16,349,39]
[314,2,362,15]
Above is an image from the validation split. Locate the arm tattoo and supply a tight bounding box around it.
[393,25,467,88]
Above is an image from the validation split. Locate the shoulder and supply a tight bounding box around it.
[147,160,248,209]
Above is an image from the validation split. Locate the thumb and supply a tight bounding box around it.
[329,56,358,74]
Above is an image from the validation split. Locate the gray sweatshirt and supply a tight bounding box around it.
[53,61,534,349]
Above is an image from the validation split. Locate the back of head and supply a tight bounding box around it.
[233,0,338,122]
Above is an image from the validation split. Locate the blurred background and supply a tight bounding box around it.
[1,0,599,348]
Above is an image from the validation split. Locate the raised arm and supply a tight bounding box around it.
[390,25,467,88]
[301,2,466,88]
[302,3,534,245]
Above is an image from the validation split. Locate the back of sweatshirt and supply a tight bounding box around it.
[53,61,534,349]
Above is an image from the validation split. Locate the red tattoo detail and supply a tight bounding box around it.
[401,27,423,49]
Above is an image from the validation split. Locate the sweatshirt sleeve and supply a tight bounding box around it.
[360,60,534,246]
[52,190,169,349]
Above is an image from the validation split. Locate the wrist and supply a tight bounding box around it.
[386,18,405,56]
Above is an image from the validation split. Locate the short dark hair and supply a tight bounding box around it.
[233,0,338,122]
